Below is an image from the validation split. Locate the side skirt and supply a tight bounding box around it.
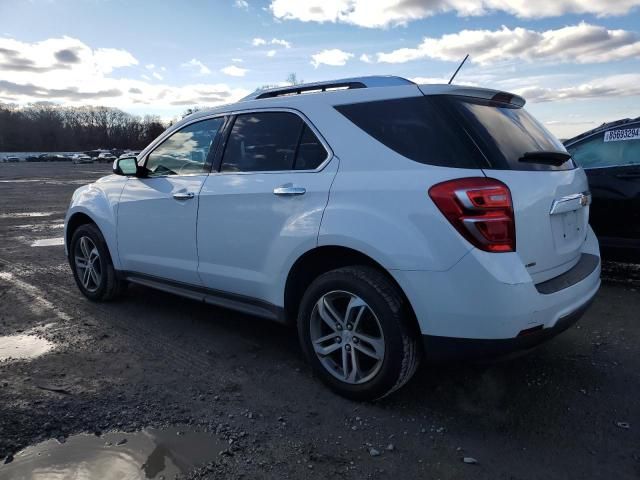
[119,271,287,323]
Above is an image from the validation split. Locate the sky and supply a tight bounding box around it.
[1,0,639,139]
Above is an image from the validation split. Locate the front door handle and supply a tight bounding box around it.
[173,192,195,200]
[273,185,306,196]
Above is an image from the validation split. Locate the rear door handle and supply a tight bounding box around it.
[173,192,195,200]
[273,185,306,196]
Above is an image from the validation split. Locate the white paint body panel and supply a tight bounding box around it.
[64,174,127,269]
[197,160,338,305]
[116,175,207,284]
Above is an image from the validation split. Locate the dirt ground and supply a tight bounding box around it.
[0,162,638,479]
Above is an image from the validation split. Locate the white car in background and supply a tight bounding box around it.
[65,76,601,400]
[72,154,94,164]
[97,152,117,163]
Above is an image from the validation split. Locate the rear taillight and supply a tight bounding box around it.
[428,177,515,252]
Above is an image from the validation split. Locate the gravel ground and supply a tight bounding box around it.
[0,162,638,479]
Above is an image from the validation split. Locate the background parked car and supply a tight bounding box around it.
[5,156,20,162]
[97,152,117,163]
[565,117,640,261]
[72,154,94,164]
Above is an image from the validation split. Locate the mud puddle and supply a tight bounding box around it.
[31,237,64,247]
[0,427,225,479]
[0,212,60,219]
[0,333,55,362]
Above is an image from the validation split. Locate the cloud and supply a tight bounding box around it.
[54,49,80,64]
[359,53,373,63]
[375,23,640,65]
[221,65,248,77]
[0,36,137,75]
[514,74,640,103]
[232,58,243,63]
[311,48,353,67]
[0,80,121,100]
[266,49,276,57]
[0,36,249,110]
[269,0,640,28]
[252,37,292,49]
[181,58,212,75]
[234,0,249,9]
[270,38,291,48]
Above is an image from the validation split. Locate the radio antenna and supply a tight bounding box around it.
[448,54,469,84]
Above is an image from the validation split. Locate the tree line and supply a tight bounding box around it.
[0,103,167,152]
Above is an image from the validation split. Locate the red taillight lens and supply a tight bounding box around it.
[428,177,515,253]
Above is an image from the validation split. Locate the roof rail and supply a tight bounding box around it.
[241,75,415,101]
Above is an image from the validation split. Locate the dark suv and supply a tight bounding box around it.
[564,118,640,260]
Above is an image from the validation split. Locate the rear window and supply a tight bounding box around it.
[449,97,574,171]
[335,95,574,171]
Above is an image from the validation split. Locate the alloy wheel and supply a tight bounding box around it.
[74,236,102,293]
[309,290,385,384]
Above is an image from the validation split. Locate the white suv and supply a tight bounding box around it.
[65,76,601,400]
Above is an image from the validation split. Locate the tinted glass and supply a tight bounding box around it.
[222,112,303,172]
[450,97,574,171]
[335,97,484,169]
[146,117,223,176]
[295,125,327,170]
[567,125,640,169]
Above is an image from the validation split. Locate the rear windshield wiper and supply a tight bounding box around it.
[518,151,572,166]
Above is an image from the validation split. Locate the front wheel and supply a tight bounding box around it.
[69,223,126,301]
[298,266,420,401]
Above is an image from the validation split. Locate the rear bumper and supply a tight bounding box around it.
[390,226,601,348]
[421,295,593,361]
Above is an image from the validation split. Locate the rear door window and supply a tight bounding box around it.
[222,112,311,172]
[567,125,640,169]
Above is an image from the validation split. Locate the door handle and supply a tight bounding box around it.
[173,192,195,200]
[273,185,306,196]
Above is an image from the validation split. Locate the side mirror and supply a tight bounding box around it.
[113,157,139,176]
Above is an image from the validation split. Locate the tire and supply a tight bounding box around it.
[69,223,126,301]
[298,266,420,401]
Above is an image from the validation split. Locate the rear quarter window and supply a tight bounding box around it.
[334,96,485,169]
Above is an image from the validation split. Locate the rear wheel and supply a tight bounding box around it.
[69,224,126,301]
[298,266,420,400]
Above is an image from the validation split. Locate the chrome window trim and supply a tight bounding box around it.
[138,108,334,177]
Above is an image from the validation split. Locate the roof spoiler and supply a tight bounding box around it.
[418,85,526,107]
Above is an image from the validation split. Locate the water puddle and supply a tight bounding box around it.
[0,427,226,479]
[0,333,55,362]
[31,237,64,247]
[0,212,60,219]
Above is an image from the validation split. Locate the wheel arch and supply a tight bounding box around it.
[65,209,120,270]
[283,245,420,336]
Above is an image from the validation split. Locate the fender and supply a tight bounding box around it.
[64,175,127,270]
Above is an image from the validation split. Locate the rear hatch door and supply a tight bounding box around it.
[433,92,590,283]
